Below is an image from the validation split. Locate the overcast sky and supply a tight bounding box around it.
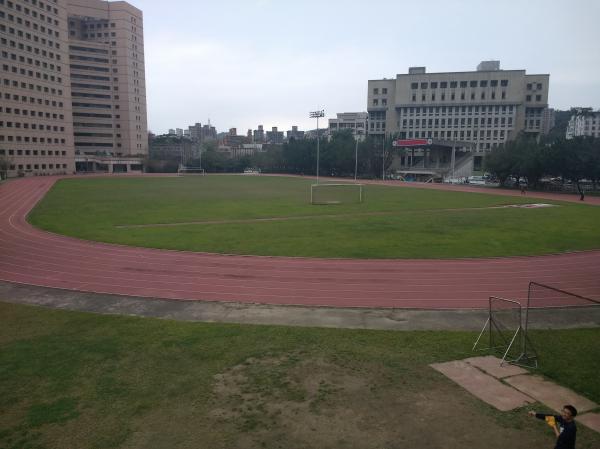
[142,0,600,135]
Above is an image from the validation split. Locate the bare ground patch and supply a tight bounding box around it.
[206,352,556,449]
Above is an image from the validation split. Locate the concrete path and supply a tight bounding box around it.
[2,281,600,331]
[463,355,528,378]
[430,360,535,411]
[505,375,598,413]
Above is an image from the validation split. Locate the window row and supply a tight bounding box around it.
[409,80,510,90]
[2,0,60,17]
[1,37,61,61]
[2,63,63,83]
[0,148,67,156]
[1,8,59,31]
[402,117,514,128]
[399,105,515,116]
[0,105,64,119]
[0,134,66,143]
[1,22,59,42]
[410,90,508,103]
[525,95,543,102]
[1,91,64,108]
[2,77,63,96]
[404,130,507,141]
[1,51,62,73]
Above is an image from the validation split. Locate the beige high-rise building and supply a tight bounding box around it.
[67,0,147,171]
[367,61,550,173]
[0,0,147,178]
[1,0,76,177]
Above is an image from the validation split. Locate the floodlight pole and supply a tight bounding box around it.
[310,110,325,184]
[354,135,359,182]
[382,134,385,181]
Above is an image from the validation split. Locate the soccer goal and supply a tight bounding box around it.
[310,183,363,205]
[178,166,206,176]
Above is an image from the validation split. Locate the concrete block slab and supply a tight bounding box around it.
[577,413,600,434]
[464,355,529,379]
[430,360,535,411]
[504,375,598,413]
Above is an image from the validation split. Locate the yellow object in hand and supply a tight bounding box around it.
[545,416,556,428]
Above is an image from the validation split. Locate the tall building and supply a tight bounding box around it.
[328,112,368,140]
[1,0,76,176]
[367,61,550,171]
[0,0,148,177]
[286,125,305,140]
[253,124,265,143]
[67,0,147,163]
[566,108,600,139]
[266,126,284,144]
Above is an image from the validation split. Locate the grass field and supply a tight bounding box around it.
[1,302,599,449]
[28,175,600,258]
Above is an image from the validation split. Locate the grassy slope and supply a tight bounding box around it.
[28,176,600,258]
[0,302,599,448]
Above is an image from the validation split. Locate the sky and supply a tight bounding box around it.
[141,0,600,135]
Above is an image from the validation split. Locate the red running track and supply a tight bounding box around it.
[1,176,599,309]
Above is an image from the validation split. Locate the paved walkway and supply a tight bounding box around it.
[431,356,600,433]
[1,175,600,309]
[2,281,600,331]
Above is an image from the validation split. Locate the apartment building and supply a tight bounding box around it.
[328,112,368,140]
[67,0,147,168]
[566,108,600,139]
[0,0,76,176]
[367,61,550,169]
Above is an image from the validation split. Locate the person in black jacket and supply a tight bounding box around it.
[528,405,578,449]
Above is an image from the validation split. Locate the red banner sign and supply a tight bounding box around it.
[392,138,433,147]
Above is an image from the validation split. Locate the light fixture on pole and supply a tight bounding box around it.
[309,110,325,184]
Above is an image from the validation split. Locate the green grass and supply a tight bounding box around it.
[28,176,600,258]
[1,302,599,449]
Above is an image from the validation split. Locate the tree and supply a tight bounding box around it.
[0,155,11,180]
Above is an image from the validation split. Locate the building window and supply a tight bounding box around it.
[526,95,531,101]
[382,88,387,94]
[411,82,418,89]
[536,83,542,90]
[440,82,447,88]
[535,95,541,101]
[460,81,467,88]
[412,94,416,102]
[490,80,498,87]
[469,80,477,87]
[501,79,508,87]
[527,83,532,90]
[480,80,488,87]
[373,88,379,94]
[430,82,438,89]
[382,99,387,106]
[450,81,457,88]
[373,99,378,106]
[420,82,428,89]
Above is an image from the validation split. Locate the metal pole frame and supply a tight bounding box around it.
[354,136,359,182]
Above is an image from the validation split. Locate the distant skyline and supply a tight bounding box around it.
[142,0,600,135]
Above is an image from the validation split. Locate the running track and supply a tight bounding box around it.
[1,176,599,309]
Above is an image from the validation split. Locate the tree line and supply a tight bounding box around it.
[175,131,395,178]
[484,135,600,193]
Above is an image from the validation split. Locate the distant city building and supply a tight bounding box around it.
[328,112,368,140]
[253,125,265,143]
[266,126,284,144]
[168,129,176,135]
[222,128,249,148]
[368,61,550,174]
[149,135,200,166]
[175,128,184,137]
[566,108,600,139]
[201,123,217,141]
[541,108,555,135]
[286,125,305,140]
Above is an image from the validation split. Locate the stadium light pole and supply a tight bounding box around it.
[382,134,385,181]
[310,110,325,184]
[354,134,359,182]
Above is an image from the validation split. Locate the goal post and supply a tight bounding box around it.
[310,183,363,205]
[178,166,206,176]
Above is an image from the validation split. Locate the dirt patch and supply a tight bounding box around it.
[208,353,554,449]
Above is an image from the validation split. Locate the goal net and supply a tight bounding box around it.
[178,166,206,176]
[310,183,363,205]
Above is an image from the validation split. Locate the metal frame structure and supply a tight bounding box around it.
[475,282,600,369]
[310,183,363,205]
[177,166,206,176]
[473,296,524,366]
[309,110,325,184]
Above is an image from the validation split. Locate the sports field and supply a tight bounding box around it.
[28,175,600,258]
